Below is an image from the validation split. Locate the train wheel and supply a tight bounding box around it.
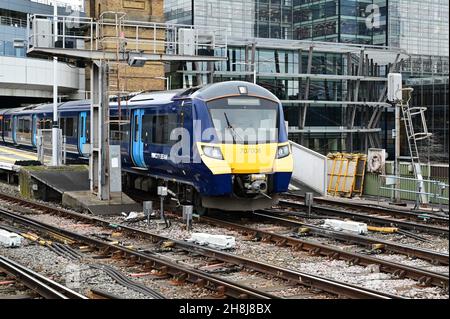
[193,194,208,216]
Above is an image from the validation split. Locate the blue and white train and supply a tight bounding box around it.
[0,81,293,212]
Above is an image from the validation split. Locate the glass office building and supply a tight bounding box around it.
[166,0,387,44]
[165,0,449,160]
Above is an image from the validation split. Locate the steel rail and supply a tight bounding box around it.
[278,200,449,237]
[0,208,277,299]
[89,288,121,299]
[89,264,165,299]
[255,210,449,266]
[0,255,87,299]
[0,194,400,299]
[283,194,449,225]
[198,216,449,290]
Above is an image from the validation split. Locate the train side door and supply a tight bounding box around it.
[0,116,3,143]
[78,111,88,156]
[12,116,17,144]
[180,101,193,165]
[131,109,146,168]
[32,114,37,147]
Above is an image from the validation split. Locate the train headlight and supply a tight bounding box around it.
[202,146,224,160]
[277,145,290,159]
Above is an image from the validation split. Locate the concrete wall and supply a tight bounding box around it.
[0,56,85,99]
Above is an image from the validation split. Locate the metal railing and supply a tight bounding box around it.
[378,175,449,211]
[0,16,27,28]
[27,13,228,59]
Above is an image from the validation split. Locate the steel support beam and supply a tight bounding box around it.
[90,60,110,200]
[300,46,314,130]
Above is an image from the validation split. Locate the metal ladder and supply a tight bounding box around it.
[400,88,432,205]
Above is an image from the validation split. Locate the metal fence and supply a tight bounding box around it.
[36,129,66,166]
[364,161,449,209]
[378,175,449,210]
[27,13,228,59]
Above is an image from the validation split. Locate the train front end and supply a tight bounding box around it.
[192,81,293,211]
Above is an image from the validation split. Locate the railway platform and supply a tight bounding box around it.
[0,145,140,215]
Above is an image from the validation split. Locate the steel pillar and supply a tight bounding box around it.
[90,60,110,200]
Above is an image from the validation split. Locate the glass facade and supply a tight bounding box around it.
[165,0,448,160]
[388,0,449,57]
[165,0,294,40]
[293,0,387,45]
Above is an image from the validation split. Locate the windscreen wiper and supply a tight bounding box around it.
[223,112,243,143]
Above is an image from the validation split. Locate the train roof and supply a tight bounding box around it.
[0,81,280,115]
[191,81,279,103]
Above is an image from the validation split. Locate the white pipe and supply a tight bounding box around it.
[394,103,400,202]
[53,1,58,44]
[52,56,59,166]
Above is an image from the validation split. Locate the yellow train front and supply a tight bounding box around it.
[189,81,293,211]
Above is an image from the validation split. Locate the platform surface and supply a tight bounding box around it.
[0,145,37,164]
[63,190,142,215]
[27,167,90,194]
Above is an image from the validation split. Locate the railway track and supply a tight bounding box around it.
[278,195,449,237]
[0,193,401,299]
[0,208,277,300]
[254,210,449,266]
[194,215,448,290]
[0,255,87,299]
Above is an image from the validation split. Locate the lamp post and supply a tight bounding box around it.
[52,2,60,166]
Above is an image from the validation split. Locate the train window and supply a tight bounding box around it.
[110,116,124,142]
[142,114,178,145]
[5,119,11,131]
[60,118,65,133]
[142,115,152,144]
[85,117,90,143]
[65,117,74,137]
[40,118,51,130]
[134,115,139,142]
[23,119,30,133]
[18,118,24,133]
